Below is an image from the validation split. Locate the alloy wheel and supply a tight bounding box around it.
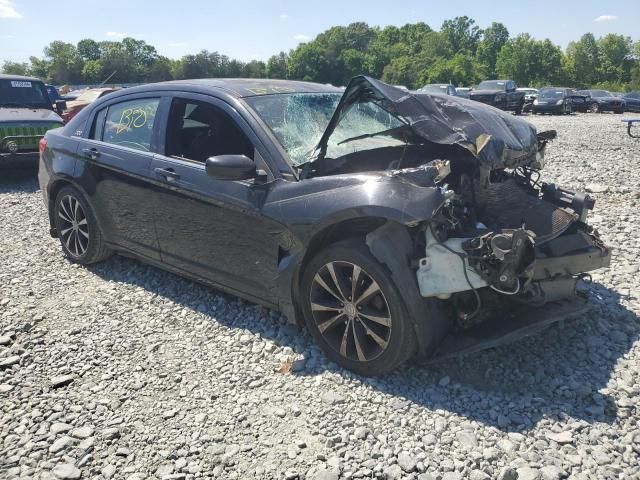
[58,195,89,257]
[309,261,392,362]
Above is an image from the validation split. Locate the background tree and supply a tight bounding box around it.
[440,16,482,54]
[476,22,509,78]
[1,61,29,76]
[2,19,638,91]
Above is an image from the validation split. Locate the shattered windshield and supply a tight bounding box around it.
[0,79,51,109]
[324,101,407,159]
[246,93,406,166]
[245,93,341,166]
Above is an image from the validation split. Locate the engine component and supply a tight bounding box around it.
[462,228,536,292]
[476,179,577,244]
[541,183,595,222]
[416,228,488,299]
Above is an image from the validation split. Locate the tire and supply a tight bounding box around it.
[615,109,624,114]
[301,239,417,376]
[589,102,600,113]
[53,185,112,265]
[514,106,522,115]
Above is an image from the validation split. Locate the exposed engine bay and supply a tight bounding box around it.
[413,132,610,328]
[306,76,611,335]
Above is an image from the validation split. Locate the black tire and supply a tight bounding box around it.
[614,109,624,114]
[301,239,417,376]
[514,105,523,115]
[589,102,600,113]
[53,186,112,265]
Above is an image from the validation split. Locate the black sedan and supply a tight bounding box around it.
[532,88,574,115]
[578,89,625,113]
[39,76,610,375]
[622,91,640,113]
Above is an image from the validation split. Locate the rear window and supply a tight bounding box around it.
[102,98,160,152]
[0,79,51,109]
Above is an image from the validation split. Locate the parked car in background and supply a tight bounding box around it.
[39,76,610,375]
[418,83,457,96]
[577,89,625,113]
[469,79,525,114]
[532,87,579,115]
[61,88,119,123]
[61,90,84,102]
[517,88,538,102]
[622,91,640,112]
[517,88,538,112]
[45,84,61,104]
[455,87,472,99]
[1,74,64,168]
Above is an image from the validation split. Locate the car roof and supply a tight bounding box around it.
[0,73,45,83]
[119,78,343,98]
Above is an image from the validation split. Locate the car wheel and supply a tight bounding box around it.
[54,186,112,265]
[615,109,624,114]
[301,240,417,376]
[515,105,523,115]
[589,102,600,113]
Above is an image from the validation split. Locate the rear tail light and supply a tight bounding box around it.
[39,137,47,156]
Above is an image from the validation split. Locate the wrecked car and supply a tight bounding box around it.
[39,76,610,376]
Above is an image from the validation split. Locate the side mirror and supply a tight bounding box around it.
[205,154,256,181]
[55,100,67,115]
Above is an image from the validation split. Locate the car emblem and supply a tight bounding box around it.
[6,140,19,153]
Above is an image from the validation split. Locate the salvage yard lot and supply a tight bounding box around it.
[1,113,639,479]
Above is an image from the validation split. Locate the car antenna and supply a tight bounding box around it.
[99,70,117,87]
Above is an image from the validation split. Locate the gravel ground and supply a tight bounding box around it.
[1,113,639,480]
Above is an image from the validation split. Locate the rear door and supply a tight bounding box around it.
[75,95,167,259]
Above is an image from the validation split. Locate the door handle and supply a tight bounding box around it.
[82,147,100,159]
[154,167,180,182]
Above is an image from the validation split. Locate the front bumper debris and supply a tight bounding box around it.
[424,294,591,362]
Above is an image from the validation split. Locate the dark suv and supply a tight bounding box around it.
[469,79,526,114]
[1,74,65,167]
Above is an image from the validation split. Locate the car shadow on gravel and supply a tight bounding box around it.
[87,254,637,434]
[0,167,39,193]
[337,281,638,433]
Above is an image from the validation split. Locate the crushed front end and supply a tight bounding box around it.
[413,134,610,358]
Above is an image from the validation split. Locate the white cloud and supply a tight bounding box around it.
[0,0,22,18]
[594,15,616,22]
[106,31,128,38]
[293,34,310,42]
[280,14,289,19]
[1,34,14,38]
[168,42,188,47]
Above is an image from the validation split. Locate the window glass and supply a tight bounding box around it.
[91,108,107,140]
[325,101,406,160]
[103,98,160,152]
[166,98,254,163]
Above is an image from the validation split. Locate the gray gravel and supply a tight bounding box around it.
[1,113,639,479]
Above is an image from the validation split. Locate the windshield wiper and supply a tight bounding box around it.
[337,124,410,146]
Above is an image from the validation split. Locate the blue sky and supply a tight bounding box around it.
[1,0,638,64]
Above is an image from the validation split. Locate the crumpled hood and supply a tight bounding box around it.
[0,107,62,124]
[314,76,541,171]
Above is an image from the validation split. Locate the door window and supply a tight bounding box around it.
[165,98,254,163]
[102,98,160,152]
[90,108,107,140]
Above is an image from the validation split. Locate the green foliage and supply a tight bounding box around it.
[1,61,29,76]
[1,21,638,92]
